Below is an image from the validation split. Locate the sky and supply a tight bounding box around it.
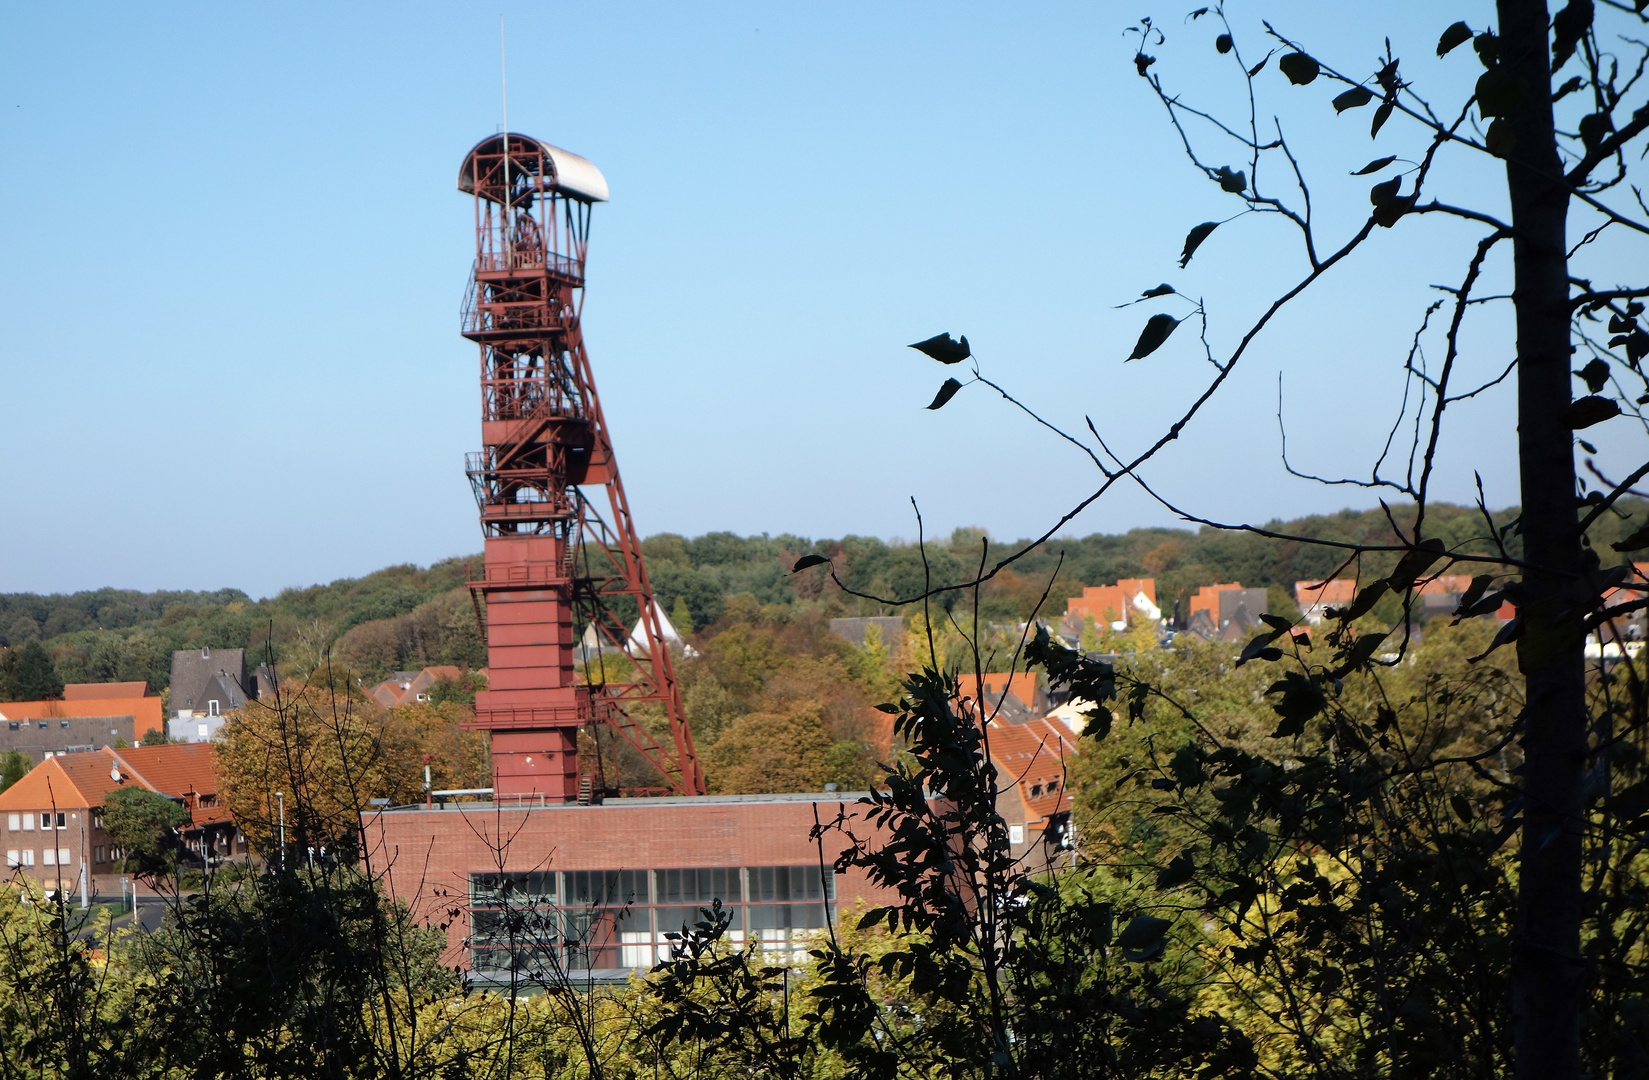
[1,1,1638,598]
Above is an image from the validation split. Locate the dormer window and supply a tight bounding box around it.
[208,700,221,717]
[1030,783,1043,799]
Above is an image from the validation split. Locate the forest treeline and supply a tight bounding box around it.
[2,499,1643,699]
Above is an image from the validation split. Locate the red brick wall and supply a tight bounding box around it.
[362,795,898,968]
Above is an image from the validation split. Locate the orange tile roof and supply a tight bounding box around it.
[110,743,218,800]
[985,717,1078,824]
[957,672,1041,714]
[0,696,164,740]
[1189,583,1247,618]
[64,681,151,700]
[1295,579,1358,607]
[0,750,151,812]
[1416,574,1476,595]
[1066,579,1158,627]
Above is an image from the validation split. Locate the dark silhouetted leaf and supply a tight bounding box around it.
[1437,21,1473,57]
[1216,33,1233,53]
[1551,0,1595,70]
[1450,793,1475,822]
[909,332,971,364]
[1553,75,1584,102]
[1612,523,1649,552]
[1468,614,1522,663]
[1452,574,1494,617]
[1352,155,1397,175]
[926,377,964,411]
[1369,177,1402,205]
[1333,86,1375,112]
[1188,6,1209,17]
[1117,914,1172,950]
[1476,68,1522,117]
[1577,358,1611,392]
[1142,283,1175,298]
[1215,165,1247,193]
[1180,221,1219,267]
[1474,30,1500,68]
[1485,118,1516,158]
[1135,52,1156,76]
[1578,439,1598,454]
[1373,194,1416,228]
[1579,111,1612,151]
[1387,537,1447,590]
[1278,52,1320,84]
[1247,53,1270,77]
[1268,671,1325,737]
[1157,853,1196,889]
[1371,101,1395,137]
[1334,629,1390,676]
[1333,580,1389,622]
[1129,314,1182,360]
[1567,395,1620,429]
[792,554,829,572]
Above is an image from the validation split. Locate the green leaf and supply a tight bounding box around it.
[1215,165,1247,193]
[792,554,829,572]
[1156,852,1197,889]
[926,377,964,411]
[1436,21,1473,57]
[1216,33,1233,54]
[1333,86,1375,112]
[1476,68,1522,117]
[909,332,971,364]
[1566,395,1620,429]
[1278,52,1320,85]
[1180,221,1219,267]
[1576,358,1611,393]
[1352,155,1397,175]
[1128,314,1182,360]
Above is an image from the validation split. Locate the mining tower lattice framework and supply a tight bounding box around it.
[457,133,705,801]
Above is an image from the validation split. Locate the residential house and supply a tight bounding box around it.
[366,666,464,709]
[1188,583,1270,641]
[984,716,1079,870]
[0,681,164,757]
[1294,579,1358,625]
[167,647,274,742]
[1064,578,1161,637]
[0,743,243,896]
[957,671,1047,724]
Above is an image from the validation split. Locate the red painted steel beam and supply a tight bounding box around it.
[456,133,705,799]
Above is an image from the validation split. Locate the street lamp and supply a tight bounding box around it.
[274,792,285,872]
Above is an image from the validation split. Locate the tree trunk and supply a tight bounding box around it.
[1498,1,1587,1077]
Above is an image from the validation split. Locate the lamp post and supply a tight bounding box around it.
[274,792,285,872]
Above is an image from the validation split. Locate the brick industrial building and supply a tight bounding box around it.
[364,793,894,980]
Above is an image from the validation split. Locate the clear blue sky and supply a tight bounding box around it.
[1,2,1629,598]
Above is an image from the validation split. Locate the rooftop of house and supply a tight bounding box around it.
[1295,579,1358,607]
[63,681,151,700]
[366,666,464,708]
[0,743,222,819]
[985,717,1079,824]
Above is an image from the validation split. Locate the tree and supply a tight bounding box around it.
[139,728,171,746]
[102,786,187,870]
[11,639,62,700]
[0,751,29,794]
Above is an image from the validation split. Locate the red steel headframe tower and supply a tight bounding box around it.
[458,133,705,800]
